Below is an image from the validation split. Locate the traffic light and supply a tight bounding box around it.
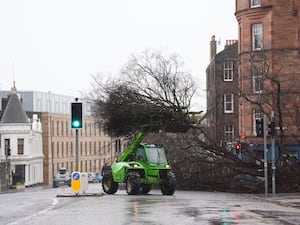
[268,121,275,136]
[71,102,82,129]
[235,143,241,151]
[256,119,264,137]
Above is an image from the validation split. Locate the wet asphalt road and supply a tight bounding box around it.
[1,183,300,225]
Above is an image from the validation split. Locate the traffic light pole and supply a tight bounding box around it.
[271,111,276,196]
[75,129,79,171]
[263,114,268,196]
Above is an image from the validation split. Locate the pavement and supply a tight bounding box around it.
[0,184,51,194]
[253,193,300,209]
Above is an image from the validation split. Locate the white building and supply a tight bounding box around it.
[0,90,93,116]
[0,86,43,187]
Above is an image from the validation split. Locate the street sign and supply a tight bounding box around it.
[71,172,81,193]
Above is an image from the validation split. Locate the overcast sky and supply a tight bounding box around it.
[0,0,237,110]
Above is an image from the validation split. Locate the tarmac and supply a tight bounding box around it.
[2,184,300,210]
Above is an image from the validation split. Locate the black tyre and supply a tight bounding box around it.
[161,171,176,195]
[140,184,152,194]
[53,182,58,188]
[126,171,141,195]
[102,173,118,194]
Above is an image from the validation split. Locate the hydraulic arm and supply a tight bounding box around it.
[117,132,145,162]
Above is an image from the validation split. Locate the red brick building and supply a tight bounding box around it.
[235,0,300,156]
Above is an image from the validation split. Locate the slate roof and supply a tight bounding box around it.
[0,93,29,123]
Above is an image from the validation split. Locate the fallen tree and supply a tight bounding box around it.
[89,50,299,193]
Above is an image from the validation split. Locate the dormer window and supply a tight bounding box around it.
[251,0,261,8]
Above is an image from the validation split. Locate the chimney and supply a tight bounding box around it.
[210,35,217,60]
[225,39,238,49]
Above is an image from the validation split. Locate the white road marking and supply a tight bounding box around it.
[7,198,59,225]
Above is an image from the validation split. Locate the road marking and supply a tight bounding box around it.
[7,198,59,225]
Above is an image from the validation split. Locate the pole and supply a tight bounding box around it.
[49,92,54,186]
[74,97,80,172]
[75,129,79,171]
[263,114,268,196]
[272,134,276,195]
[271,111,276,196]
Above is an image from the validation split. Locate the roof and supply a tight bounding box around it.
[0,93,29,123]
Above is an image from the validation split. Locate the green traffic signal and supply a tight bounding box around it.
[72,120,81,128]
[71,102,82,129]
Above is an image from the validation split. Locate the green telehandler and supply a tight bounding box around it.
[101,132,176,195]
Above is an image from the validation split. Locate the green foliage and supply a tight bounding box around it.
[95,84,191,136]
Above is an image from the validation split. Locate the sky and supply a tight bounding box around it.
[0,0,237,111]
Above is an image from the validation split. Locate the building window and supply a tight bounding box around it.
[5,139,11,156]
[66,142,68,157]
[224,93,234,113]
[71,142,73,157]
[224,125,234,142]
[115,139,121,153]
[61,121,64,136]
[99,124,102,136]
[57,142,60,157]
[251,0,261,8]
[56,121,59,136]
[254,109,263,135]
[223,61,233,81]
[17,138,24,155]
[61,142,64,157]
[253,66,263,93]
[89,141,92,155]
[85,141,87,155]
[252,23,263,50]
[66,121,69,136]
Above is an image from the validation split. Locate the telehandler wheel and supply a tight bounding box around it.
[161,171,176,195]
[140,184,152,194]
[126,171,141,195]
[102,173,118,194]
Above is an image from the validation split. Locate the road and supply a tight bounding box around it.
[1,184,300,225]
